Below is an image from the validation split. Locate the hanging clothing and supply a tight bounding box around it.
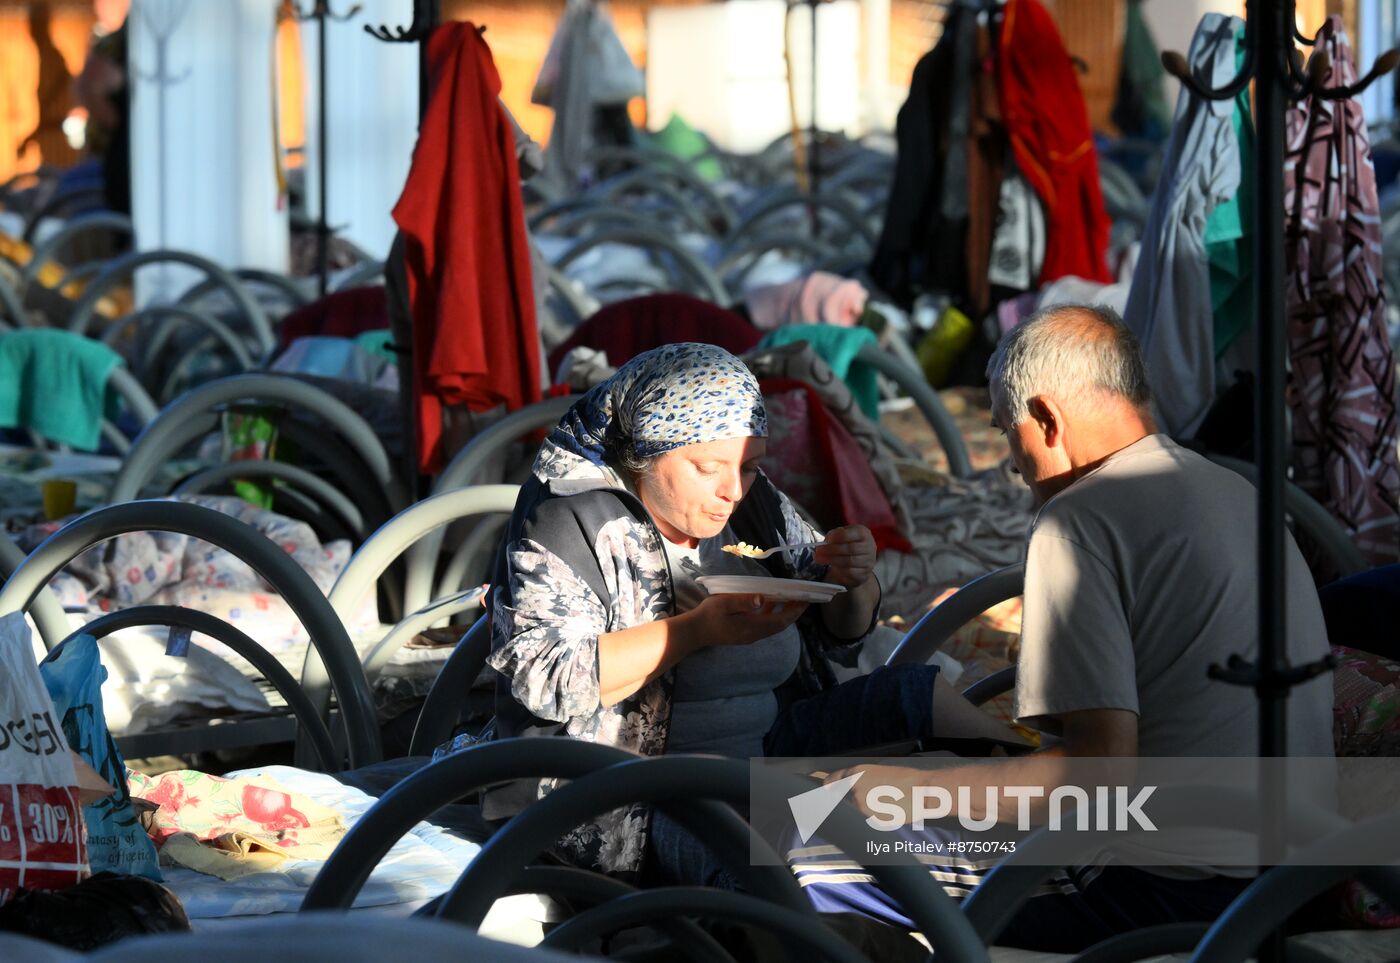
[997,0,1111,287]
[871,2,1029,314]
[1284,16,1400,565]
[937,2,978,227]
[393,22,542,474]
[868,2,975,307]
[965,19,1012,316]
[1110,0,1172,142]
[1123,15,1246,438]
[535,0,593,192]
[534,0,643,191]
[1203,35,1255,358]
[502,96,545,181]
[986,165,1046,292]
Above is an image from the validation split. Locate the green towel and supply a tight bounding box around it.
[759,324,881,422]
[0,329,123,451]
[1204,22,1255,358]
[649,112,723,182]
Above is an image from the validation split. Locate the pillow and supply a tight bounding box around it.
[1317,645,1400,929]
[1331,645,1400,757]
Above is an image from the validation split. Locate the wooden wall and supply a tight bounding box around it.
[444,0,707,145]
[0,1,96,184]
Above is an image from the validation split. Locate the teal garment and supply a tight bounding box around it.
[1204,24,1254,358]
[0,329,122,450]
[649,112,723,182]
[354,329,396,363]
[1115,0,1172,140]
[759,324,880,422]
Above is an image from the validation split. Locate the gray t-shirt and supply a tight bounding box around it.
[1017,435,1335,876]
[660,525,802,758]
[1016,433,1334,757]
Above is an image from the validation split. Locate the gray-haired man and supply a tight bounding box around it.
[803,304,1334,952]
[990,303,1330,764]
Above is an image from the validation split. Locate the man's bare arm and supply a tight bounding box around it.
[829,708,1138,825]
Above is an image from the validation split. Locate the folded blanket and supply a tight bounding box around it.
[161,831,295,881]
[129,769,346,880]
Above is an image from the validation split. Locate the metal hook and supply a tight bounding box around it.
[291,1,363,22]
[364,0,439,43]
[1159,15,1258,103]
[1282,45,1332,100]
[1312,47,1400,100]
[1161,48,1256,102]
[364,23,409,41]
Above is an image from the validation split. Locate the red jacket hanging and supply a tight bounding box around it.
[997,0,1112,284]
[393,22,542,473]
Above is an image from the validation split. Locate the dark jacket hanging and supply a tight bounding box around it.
[867,3,976,308]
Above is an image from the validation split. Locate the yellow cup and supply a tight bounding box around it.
[42,479,77,520]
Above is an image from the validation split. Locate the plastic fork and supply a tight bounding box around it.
[725,540,821,560]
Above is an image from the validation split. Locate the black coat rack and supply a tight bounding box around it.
[364,0,441,123]
[364,0,441,499]
[1161,0,1395,757]
[292,1,364,299]
[804,0,823,199]
[1161,4,1396,957]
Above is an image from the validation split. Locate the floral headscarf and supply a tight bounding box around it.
[545,343,767,470]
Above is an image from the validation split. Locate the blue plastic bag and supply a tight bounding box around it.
[39,635,161,881]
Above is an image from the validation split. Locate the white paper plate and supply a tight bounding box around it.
[696,575,846,603]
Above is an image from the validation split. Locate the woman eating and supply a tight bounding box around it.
[465,342,1019,883]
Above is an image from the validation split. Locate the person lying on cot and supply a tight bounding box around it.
[794,305,1337,953]
[443,341,1022,886]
